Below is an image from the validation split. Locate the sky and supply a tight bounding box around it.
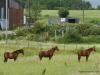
[86,0,100,8]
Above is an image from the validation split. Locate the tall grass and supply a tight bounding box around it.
[0,40,100,75]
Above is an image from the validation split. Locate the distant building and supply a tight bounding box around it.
[0,0,23,30]
[48,17,79,25]
[67,18,79,23]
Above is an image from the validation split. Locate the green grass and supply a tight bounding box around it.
[0,54,100,75]
[0,40,100,75]
[41,10,100,23]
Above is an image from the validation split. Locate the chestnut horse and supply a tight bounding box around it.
[4,49,24,63]
[39,46,59,60]
[77,46,96,62]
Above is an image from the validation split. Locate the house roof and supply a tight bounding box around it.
[9,0,23,9]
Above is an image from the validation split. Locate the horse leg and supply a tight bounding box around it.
[14,57,17,61]
[4,58,7,63]
[86,56,89,62]
[39,56,42,60]
[49,56,52,60]
[78,55,81,62]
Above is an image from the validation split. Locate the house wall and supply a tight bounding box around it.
[0,0,6,19]
[0,0,23,29]
[9,8,23,29]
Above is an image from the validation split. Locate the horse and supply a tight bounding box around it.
[4,49,24,63]
[77,46,96,62]
[39,46,59,60]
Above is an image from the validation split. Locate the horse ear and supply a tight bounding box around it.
[93,46,96,48]
[55,46,57,48]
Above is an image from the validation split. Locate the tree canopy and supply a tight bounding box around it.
[16,0,92,10]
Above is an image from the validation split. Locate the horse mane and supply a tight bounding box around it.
[12,49,23,54]
[49,47,56,51]
[86,47,94,51]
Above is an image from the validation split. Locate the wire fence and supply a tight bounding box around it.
[0,40,100,51]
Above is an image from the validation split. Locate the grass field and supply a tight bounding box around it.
[0,40,100,75]
[41,10,100,23]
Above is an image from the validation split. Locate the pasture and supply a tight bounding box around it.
[41,10,100,23]
[0,40,100,75]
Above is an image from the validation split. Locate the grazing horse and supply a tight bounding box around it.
[4,49,24,63]
[39,46,59,60]
[77,46,96,62]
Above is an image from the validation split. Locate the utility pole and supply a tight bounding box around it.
[5,0,8,50]
[82,0,85,23]
[29,0,31,27]
[60,0,61,8]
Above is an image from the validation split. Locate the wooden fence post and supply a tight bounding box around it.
[55,30,57,41]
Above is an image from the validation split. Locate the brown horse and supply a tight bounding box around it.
[39,46,59,60]
[4,49,24,63]
[77,46,96,62]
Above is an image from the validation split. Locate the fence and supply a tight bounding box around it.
[0,40,99,51]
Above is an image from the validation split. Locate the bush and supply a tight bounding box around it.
[14,27,29,36]
[76,23,93,36]
[26,34,43,42]
[58,27,82,43]
[0,34,5,40]
[89,26,100,35]
[83,35,100,43]
[32,21,46,34]
[58,7,69,18]
[90,19,100,24]
[8,35,16,39]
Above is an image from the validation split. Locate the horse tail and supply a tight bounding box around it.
[4,52,8,63]
[38,51,42,60]
[4,52,7,58]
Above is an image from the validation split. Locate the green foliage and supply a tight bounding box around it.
[14,27,29,36]
[26,34,43,41]
[16,0,92,10]
[31,2,41,21]
[83,36,100,43]
[76,24,100,36]
[90,19,100,24]
[58,7,69,18]
[32,21,46,34]
[58,26,82,43]
[87,26,100,35]
[97,5,100,10]
[76,24,93,36]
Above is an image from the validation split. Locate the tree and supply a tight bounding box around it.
[16,0,92,10]
[58,7,69,18]
[31,1,41,21]
[16,0,28,8]
[97,6,100,10]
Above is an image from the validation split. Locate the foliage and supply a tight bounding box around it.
[31,2,41,21]
[31,21,46,34]
[87,26,100,35]
[58,26,82,43]
[0,34,5,40]
[83,35,100,43]
[58,7,69,18]
[76,23,93,36]
[14,27,29,36]
[26,34,43,41]
[97,5,100,10]
[16,0,92,10]
[90,19,100,24]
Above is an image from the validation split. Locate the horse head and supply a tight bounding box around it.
[54,46,59,51]
[93,46,96,52]
[18,49,24,55]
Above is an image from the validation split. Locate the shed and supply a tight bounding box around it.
[0,0,23,29]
